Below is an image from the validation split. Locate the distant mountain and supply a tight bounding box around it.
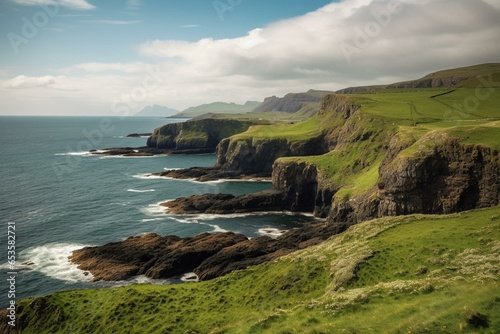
[251,89,332,116]
[175,101,261,118]
[336,63,500,94]
[135,105,179,117]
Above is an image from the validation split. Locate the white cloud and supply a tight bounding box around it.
[82,20,141,25]
[72,62,149,73]
[179,24,200,28]
[2,0,500,115]
[140,0,500,85]
[11,0,95,10]
[3,75,64,89]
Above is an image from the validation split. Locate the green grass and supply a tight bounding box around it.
[350,88,500,124]
[193,111,310,122]
[447,122,500,151]
[351,210,500,288]
[232,116,323,143]
[426,63,500,80]
[285,139,384,198]
[7,206,500,333]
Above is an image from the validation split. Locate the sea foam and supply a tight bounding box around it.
[140,200,172,215]
[54,151,101,156]
[127,189,156,193]
[133,173,168,180]
[19,243,95,282]
[258,228,285,238]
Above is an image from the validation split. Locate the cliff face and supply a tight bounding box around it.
[215,94,361,175]
[251,90,330,113]
[263,94,499,227]
[216,136,328,175]
[147,119,262,150]
[326,144,498,228]
[272,141,499,229]
[377,136,499,214]
[272,160,336,216]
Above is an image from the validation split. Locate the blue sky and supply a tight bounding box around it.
[0,0,499,115]
[1,0,335,75]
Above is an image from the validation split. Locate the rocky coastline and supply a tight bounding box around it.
[70,219,340,282]
[90,146,215,157]
[153,166,271,182]
[72,90,499,284]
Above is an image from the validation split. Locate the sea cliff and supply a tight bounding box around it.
[147,118,264,151]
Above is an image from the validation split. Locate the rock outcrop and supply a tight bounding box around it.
[69,232,248,281]
[126,133,151,138]
[162,191,284,214]
[90,147,214,157]
[69,220,340,282]
[273,160,337,217]
[252,90,330,114]
[271,133,499,230]
[216,136,328,175]
[147,119,262,150]
[379,136,492,214]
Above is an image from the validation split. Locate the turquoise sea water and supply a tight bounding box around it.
[0,116,313,306]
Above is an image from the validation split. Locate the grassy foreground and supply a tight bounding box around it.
[6,206,500,333]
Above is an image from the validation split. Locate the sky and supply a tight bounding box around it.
[0,0,499,116]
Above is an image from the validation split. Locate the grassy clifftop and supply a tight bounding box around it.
[225,81,499,207]
[147,118,268,150]
[278,71,500,203]
[4,206,499,333]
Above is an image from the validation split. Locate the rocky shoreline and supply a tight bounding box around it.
[89,146,216,157]
[69,219,341,282]
[160,191,283,214]
[153,166,271,182]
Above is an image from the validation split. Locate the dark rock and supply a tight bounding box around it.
[326,136,500,226]
[153,167,262,182]
[252,91,328,114]
[69,220,339,282]
[69,232,247,281]
[91,147,157,156]
[147,119,262,150]
[162,190,284,214]
[126,133,152,138]
[90,147,215,157]
[216,135,328,175]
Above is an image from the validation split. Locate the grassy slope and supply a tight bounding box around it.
[11,206,500,333]
[192,111,311,122]
[290,77,500,199]
[176,102,260,118]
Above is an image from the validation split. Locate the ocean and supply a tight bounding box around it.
[0,116,314,307]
